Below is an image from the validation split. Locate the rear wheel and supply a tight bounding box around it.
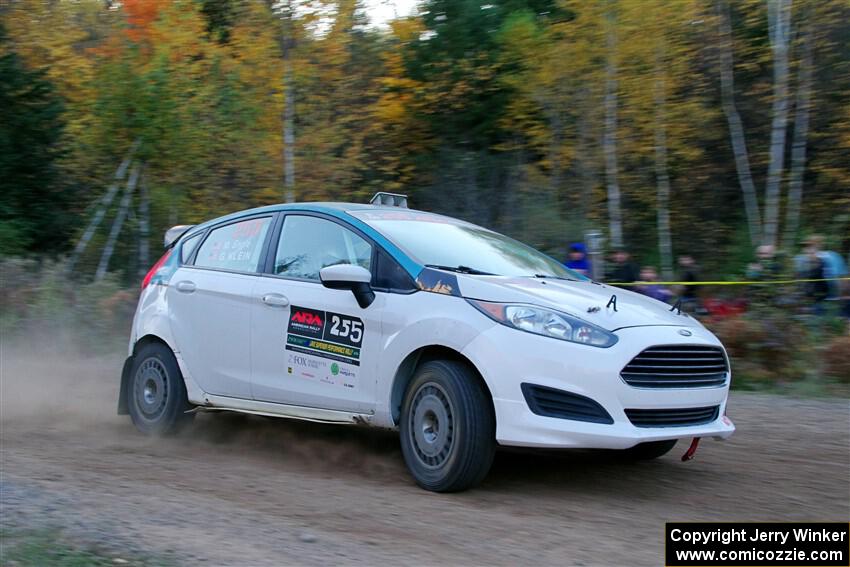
[621,439,677,460]
[128,342,194,435]
[399,359,495,492]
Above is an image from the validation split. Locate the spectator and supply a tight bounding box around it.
[794,235,847,299]
[794,235,849,300]
[801,238,830,314]
[843,251,850,328]
[564,242,591,277]
[676,255,702,313]
[746,244,783,280]
[636,266,672,303]
[606,249,639,291]
[820,250,847,300]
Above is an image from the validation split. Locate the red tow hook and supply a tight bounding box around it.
[681,437,701,462]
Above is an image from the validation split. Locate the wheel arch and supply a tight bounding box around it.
[118,334,176,415]
[389,345,494,426]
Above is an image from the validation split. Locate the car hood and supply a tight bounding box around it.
[456,275,701,331]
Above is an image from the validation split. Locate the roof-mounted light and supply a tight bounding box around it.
[369,192,408,208]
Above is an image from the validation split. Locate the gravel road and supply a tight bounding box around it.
[1,348,848,566]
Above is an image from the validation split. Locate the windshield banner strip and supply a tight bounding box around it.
[415,268,461,297]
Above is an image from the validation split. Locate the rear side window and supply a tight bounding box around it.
[180,232,203,264]
[274,215,371,280]
[194,217,271,273]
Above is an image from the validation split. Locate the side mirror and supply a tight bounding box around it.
[319,264,375,308]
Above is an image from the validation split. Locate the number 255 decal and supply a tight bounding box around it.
[288,305,364,348]
[329,315,363,345]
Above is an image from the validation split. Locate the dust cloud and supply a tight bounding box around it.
[0,337,123,429]
[0,330,403,477]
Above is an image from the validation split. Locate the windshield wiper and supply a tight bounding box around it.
[532,274,580,281]
[425,264,494,276]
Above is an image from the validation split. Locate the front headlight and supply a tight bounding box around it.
[468,300,618,348]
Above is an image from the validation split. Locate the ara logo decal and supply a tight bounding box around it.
[287,306,326,339]
[291,310,323,327]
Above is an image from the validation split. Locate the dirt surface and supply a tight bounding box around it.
[1,347,849,566]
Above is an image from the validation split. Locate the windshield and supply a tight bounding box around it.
[350,210,586,280]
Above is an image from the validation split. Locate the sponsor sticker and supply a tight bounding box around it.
[285,306,364,388]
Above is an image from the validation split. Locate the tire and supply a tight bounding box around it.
[622,439,677,461]
[399,359,495,492]
[127,342,194,435]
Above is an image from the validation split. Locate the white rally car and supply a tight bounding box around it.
[119,193,735,492]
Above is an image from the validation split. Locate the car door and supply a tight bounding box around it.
[168,214,275,400]
[250,213,380,413]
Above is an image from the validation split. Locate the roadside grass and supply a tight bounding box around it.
[0,529,171,567]
[731,375,850,398]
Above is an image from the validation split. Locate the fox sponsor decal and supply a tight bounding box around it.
[287,348,357,388]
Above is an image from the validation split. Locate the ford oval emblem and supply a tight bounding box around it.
[678,329,693,337]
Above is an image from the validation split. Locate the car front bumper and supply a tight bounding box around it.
[462,324,736,450]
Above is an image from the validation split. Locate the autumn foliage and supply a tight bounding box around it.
[1,0,848,278]
[123,0,168,42]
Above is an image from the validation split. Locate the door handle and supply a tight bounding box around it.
[175,280,196,293]
[262,293,290,307]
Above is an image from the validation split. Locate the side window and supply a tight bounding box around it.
[374,247,416,292]
[180,232,203,264]
[194,217,272,273]
[274,216,371,280]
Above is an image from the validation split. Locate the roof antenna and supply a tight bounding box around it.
[606,294,618,312]
[670,297,682,314]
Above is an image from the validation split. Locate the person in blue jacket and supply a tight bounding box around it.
[565,242,591,277]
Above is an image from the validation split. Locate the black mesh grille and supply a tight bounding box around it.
[625,406,719,428]
[521,383,614,424]
[620,345,728,388]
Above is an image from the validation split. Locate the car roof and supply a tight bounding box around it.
[187,201,455,235]
[194,202,434,223]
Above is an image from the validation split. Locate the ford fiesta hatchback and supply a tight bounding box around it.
[119,193,735,492]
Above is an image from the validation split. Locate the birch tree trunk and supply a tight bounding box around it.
[576,86,594,240]
[603,3,623,250]
[95,164,140,281]
[783,15,812,251]
[283,58,296,204]
[654,52,674,281]
[716,0,762,247]
[547,104,563,199]
[762,0,793,248]
[137,167,150,277]
[66,140,140,274]
[503,137,524,234]
[277,2,296,205]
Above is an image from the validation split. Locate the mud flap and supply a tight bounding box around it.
[117,356,133,415]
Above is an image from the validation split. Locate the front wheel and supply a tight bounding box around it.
[127,342,194,435]
[399,359,495,492]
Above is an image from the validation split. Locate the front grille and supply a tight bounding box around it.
[521,383,613,424]
[621,345,728,388]
[625,406,719,428]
